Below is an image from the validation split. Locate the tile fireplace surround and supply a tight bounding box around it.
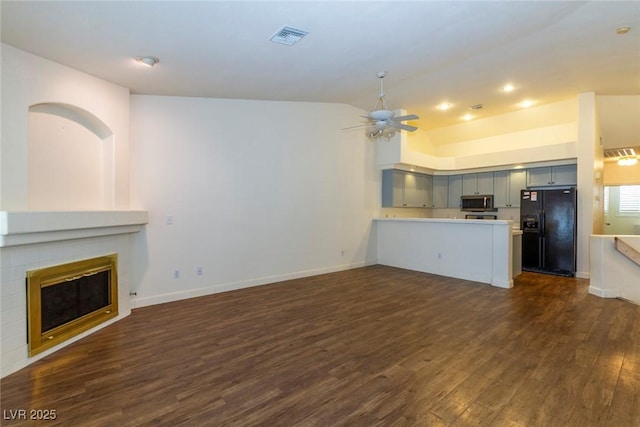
[0,211,148,377]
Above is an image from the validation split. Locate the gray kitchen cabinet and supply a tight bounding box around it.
[423,174,433,208]
[494,169,526,207]
[403,173,428,207]
[381,169,431,208]
[382,169,404,207]
[432,175,448,208]
[448,175,463,208]
[462,172,494,195]
[527,165,577,187]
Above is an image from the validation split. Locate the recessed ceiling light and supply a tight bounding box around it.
[436,102,453,111]
[616,26,631,35]
[501,84,515,93]
[462,113,474,121]
[135,56,159,67]
[519,100,534,108]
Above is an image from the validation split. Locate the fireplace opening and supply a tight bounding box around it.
[27,254,118,356]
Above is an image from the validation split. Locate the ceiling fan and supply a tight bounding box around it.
[345,71,420,141]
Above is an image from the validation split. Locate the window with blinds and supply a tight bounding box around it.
[619,185,640,215]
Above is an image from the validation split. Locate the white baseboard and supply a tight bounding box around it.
[588,286,618,298]
[131,260,376,309]
[491,278,514,289]
[576,271,590,279]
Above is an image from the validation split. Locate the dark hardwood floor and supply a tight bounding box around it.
[2,265,639,426]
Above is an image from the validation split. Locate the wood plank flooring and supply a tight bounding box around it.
[2,266,640,426]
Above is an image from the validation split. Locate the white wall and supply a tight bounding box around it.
[576,93,603,278]
[28,111,105,209]
[604,161,640,185]
[0,43,130,210]
[129,95,379,306]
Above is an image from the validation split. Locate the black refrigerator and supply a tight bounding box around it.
[520,188,577,276]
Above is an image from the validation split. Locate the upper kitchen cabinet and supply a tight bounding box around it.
[462,172,494,195]
[448,175,463,208]
[432,175,448,208]
[423,174,433,208]
[404,172,430,207]
[381,170,431,208]
[494,169,527,207]
[527,165,577,187]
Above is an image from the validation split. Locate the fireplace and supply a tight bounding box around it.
[26,254,118,357]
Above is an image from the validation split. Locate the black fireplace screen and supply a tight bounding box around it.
[40,270,110,332]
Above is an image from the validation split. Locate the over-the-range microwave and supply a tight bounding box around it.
[460,194,495,212]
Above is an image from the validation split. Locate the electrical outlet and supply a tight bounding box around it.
[166,215,174,225]
[174,269,180,279]
[196,267,203,276]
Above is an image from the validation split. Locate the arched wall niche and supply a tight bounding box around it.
[28,103,115,210]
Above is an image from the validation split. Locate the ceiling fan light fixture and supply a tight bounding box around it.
[358,72,419,142]
[369,110,394,121]
[366,127,396,142]
[375,120,388,131]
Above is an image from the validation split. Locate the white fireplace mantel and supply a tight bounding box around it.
[0,211,148,247]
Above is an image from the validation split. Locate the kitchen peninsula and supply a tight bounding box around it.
[376,218,521,288]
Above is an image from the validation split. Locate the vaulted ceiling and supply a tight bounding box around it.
[2,1,639,143]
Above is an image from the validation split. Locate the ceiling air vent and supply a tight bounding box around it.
[269,26,309,46]
[604,147,637,159]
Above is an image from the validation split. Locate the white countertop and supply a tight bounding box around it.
[374,217,523,234]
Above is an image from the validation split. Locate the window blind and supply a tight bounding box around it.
[619,185,640,214]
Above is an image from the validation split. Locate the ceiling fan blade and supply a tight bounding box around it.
[387,122,418,132]
[392,114,419,122]
[341,123,370,130]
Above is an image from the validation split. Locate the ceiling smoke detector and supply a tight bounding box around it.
[469,104,484,110]
[135,56,159,67]
[616,26,631,35]
[269,26,309,46]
